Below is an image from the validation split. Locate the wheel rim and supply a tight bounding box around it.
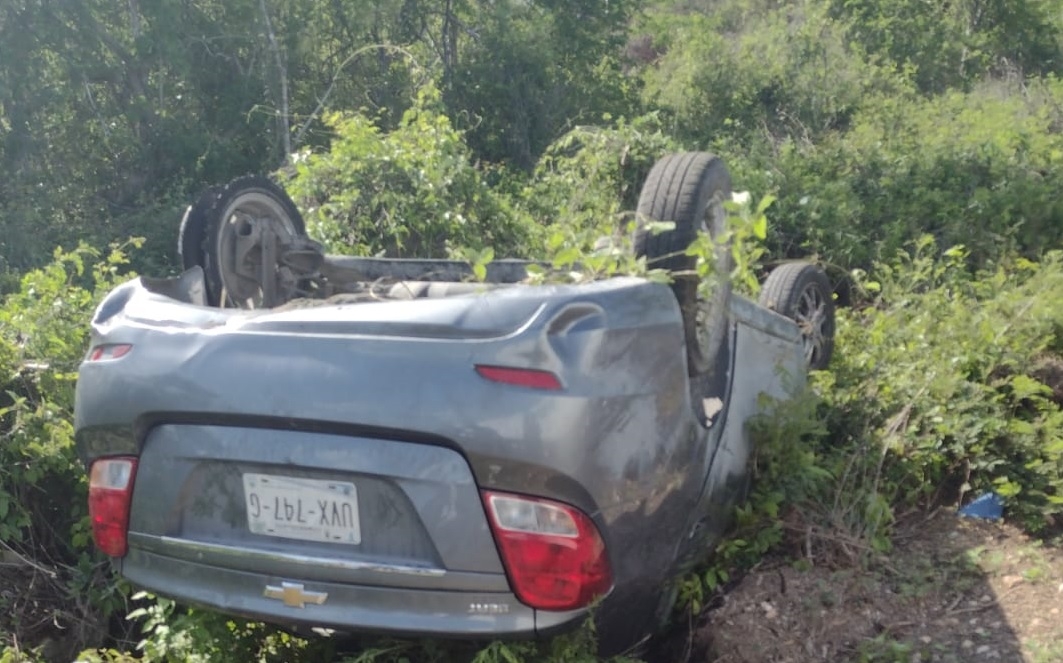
[214,191,299,308]
[693,197,729,368]
[795,283,830,367]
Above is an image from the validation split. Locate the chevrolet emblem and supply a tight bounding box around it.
[263,582,328,608]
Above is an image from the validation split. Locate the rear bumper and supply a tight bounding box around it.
[122,548,584,638]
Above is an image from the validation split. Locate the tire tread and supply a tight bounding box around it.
[634,152,733,378]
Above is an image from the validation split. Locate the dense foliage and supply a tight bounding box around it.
[7,0,1063,281]
[0,245,139,661]
[281,85,536,258]
[7,0,1063,660]
[823,242,1063,533]
[676,240,1063,620]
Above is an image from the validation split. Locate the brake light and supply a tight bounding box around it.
[482,491,611,611]
[88,457,138,557]
[87,344,133,362]
[475,365,562,390]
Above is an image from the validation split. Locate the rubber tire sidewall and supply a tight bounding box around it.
[178,186,220,271]
[758,262,836,370]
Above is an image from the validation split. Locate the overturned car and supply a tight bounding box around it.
[74,152,835,652]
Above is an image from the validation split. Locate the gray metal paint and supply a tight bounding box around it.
[131,424,503,577]
[75,268,808,647]
[123,549,538,637]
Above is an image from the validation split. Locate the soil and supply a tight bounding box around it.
[659,511,1063,663]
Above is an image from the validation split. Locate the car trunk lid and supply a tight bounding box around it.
[125,423,508,592]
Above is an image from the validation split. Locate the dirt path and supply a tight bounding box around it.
[679,512,1063,662]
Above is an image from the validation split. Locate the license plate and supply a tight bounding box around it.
[242,473,361,545]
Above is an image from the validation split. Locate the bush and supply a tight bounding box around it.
[639,0,909,150]
[821,238,1063,533]
[0,244,140,660]
[676,238,1063,625]
[520,113,682,244]
[751,77,1063,268]
[826,0,1062,93]
[281,84,537,260]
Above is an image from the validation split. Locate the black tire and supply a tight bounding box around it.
[635,152,734,376]
[759,262,836,370]
[199,175,306,307]
[177,186,220,271]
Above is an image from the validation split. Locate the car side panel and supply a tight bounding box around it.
[681,296,805,561]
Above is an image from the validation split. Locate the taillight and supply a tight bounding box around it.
[88,457,138,557]
[87,343,133,362]
[475,365,562,391]
[482,491,611,611]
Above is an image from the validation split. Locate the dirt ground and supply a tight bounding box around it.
[662,511,1063,663]
[7,511,1063,662]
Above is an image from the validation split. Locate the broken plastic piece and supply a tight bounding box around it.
[958,492,1004,520]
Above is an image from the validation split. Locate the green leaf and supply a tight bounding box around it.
[1009,374,1051,400]
[752,214,768,241]
[993,478,1022,497]
[552,247,582,267]
[643,220,676,235]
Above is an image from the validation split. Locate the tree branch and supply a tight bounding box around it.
[258,0,291,161]
[291,44,425,150]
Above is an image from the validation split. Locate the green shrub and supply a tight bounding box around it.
[0,243,141,659]
[756,77,1063,268]
[678,237,1063,621]
[676,387,835,615]
[827,0,1062,93]
[281,84,537,260]
[639,0,909,150]
[524,114,681,225]
[446,0,641,170]
[823,238,1063,533]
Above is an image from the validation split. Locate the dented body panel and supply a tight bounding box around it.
[75,264,806,647]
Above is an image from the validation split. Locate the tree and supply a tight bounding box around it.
[446,0,641,169]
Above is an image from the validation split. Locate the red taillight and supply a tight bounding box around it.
[88,457,138,557]
[482,490,612,611]
[87,344,133,362]
[475,365,562,391]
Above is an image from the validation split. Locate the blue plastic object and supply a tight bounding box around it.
[958,492,1004,520]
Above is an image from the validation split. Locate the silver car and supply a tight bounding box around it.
[75,153,835,652]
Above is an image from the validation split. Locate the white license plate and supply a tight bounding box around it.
[242,473,361,545]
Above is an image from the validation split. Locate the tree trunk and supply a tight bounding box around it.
[259,0,291,162]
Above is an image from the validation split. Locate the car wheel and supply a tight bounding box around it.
[758,262,836,370]
[177,185,219,271]
[198,175,307,308]
[635,152,734,377]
